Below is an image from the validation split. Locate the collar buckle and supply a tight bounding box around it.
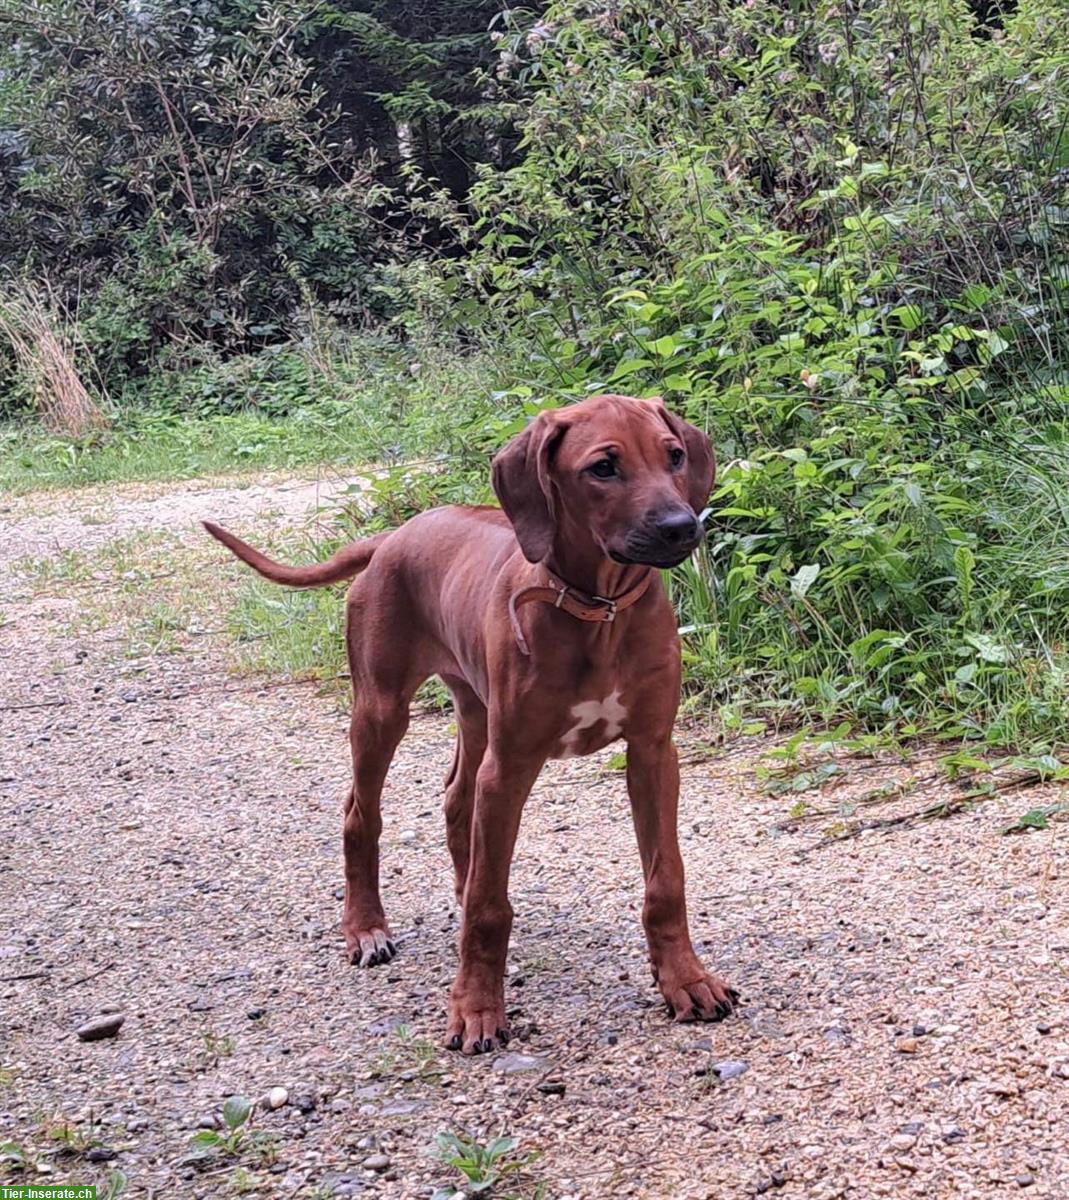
[594,596,618,623]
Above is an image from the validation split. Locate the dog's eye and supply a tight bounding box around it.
[670,447,685,468]
[588,459,617,479]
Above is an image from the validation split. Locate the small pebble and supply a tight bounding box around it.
[398,830,417,844]
[363,1153,391,1172]
[1016,1176,1035,1188]
[290,1087,317,1113]
[896,1038,919,1054]
[267,1086,289,1110]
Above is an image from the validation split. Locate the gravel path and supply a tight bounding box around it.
[0,471,360,569]
[2,474,1067,1199]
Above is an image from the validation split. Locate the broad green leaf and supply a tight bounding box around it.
[607,357,654,381]
[964,633,1010,663]
[790,563,820,599]
[647,334,680,358]
[662,373,694,392]
[891,304,924,330]
[222,1095,251,1131]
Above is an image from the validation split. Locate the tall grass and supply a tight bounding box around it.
[0,284,107,436]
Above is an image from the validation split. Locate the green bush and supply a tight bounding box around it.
[443,0,1069,745]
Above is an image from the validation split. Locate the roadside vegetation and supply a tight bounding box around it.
[3,0,1068,752]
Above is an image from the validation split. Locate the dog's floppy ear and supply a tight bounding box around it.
[647,397,716,513]
[492,410,568,563]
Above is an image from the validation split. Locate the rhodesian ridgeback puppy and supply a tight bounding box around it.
[204,393,738,1054]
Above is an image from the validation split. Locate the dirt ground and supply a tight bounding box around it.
[2,474,1067,1200]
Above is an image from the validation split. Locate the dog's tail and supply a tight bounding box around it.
[203,520,391,589]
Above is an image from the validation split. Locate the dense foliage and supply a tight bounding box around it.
[442,0,1069,745]
[4,0,1069,748]
[0,0,516,387]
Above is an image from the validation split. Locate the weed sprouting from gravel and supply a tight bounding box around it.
[186,1096,279,1169]
[372,1025,440,1079]
[38,1111,102,1156]
[431,1131,544,1199]
[195,1028,236,1071]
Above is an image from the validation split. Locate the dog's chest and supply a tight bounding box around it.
[549,689,628,760]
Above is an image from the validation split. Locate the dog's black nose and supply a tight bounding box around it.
[655,510,700,546]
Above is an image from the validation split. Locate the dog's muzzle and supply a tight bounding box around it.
[612,509,704,569]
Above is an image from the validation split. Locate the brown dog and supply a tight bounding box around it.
[204,393,738,1054]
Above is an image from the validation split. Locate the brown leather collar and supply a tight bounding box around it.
[508,569,653,656]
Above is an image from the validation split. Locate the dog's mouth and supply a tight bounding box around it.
[609,542,701,570]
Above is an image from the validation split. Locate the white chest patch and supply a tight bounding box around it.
[559,690,627,758]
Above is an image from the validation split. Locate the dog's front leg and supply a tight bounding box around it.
[626,733,738,1022]
[446,751,542,1055]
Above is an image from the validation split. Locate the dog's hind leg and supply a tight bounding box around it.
[342,588,426,968]
[441,676,488,908]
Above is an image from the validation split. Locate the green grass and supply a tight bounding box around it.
[0,407,359,494]
[230,578,348,680]
[0,337,523,495]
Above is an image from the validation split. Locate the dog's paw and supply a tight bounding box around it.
[445,995,509,1056]
[656,960,739,1023]
[345,925,397,968]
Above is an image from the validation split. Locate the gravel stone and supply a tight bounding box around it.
[713,1060,749,1081]
[74,1013,125,1041]
[493,1052,549,1074]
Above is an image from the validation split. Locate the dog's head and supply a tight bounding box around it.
[491,394,715,568]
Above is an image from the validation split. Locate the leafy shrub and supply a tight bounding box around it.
[443,0,1069,745]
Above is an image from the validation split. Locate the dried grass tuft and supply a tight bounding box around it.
[0,284,108,437]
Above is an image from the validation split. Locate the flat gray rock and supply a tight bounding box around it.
[714,1060,750,1081]
[75,1013,125,1042]
[493,1052,548,1074]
